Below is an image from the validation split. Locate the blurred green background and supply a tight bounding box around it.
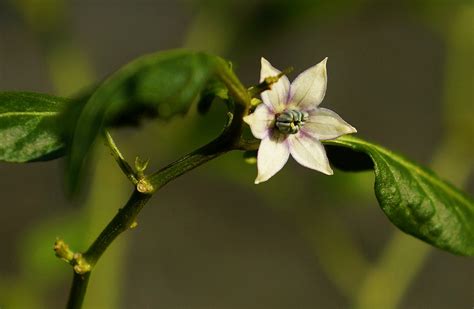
[0,0,473,308]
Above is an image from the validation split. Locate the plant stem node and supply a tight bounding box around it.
[72,253,92,274]
[137,178,154,194]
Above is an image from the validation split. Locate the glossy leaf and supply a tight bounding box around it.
[324,135,474,256]
[0,92,68,162]
[63,50,221,193]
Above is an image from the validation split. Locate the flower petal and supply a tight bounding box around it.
[288,57,328,110]
[255,132,290,184]
[243,104,274,139]
[288,133,333,175]
[303,108,357,140]
[260,57,290,112]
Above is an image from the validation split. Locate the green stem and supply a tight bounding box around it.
[65,106,249,309]
[65,137,233,308]
[149,141,229,189]
[65,190,149,309]
[65,149,221,307]
[85,124,249,267]
[67,272,90,309]
[83,190,151,265]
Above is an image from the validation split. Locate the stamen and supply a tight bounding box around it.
[275,109,308,134]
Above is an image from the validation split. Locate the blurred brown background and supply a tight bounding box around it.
[0,0,473,308]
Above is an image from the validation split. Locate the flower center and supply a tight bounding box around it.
[275,109,308,134]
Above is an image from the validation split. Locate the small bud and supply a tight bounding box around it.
[137,179,154,194]
[130,221,138,229]
[54,239,74,262]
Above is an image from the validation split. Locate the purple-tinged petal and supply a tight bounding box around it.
[260,57,290,112]
[303,108,357,140]
[288,57,327,110]
[288,133,333,175]
[243,104,275,139]
[255,132,290,184]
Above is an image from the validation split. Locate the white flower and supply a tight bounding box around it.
[244,57,357,184]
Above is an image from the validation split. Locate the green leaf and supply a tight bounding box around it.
[324,135,474,256]
[0,92,68,162]
[63,49,221,193]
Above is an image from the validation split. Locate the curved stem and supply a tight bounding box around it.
[65,137,235,308]
[65,102,249,308]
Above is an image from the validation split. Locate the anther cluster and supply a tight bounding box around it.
[275,109,308,134]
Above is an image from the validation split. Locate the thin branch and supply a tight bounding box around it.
[83,189,151,265]
[148,135,231,190]
[65,135,237,307]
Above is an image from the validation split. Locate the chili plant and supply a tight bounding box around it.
[0,50,472,308]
